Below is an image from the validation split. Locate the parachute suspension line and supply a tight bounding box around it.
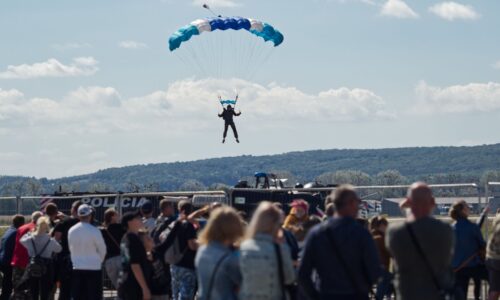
[237,32,247,80]
[202,3,221,18]
[200,34,214,80]
[174,48,199,80]
[221,31,227,78]
[185,42,208,78]
[208,32,218,79]
[230,30,237,79]
[248,45,275,82]
[245,36,260,80]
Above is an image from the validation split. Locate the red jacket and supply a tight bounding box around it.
[11,222,36,268]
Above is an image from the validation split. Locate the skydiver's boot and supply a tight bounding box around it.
[236,138,240,143]
[222,138,225,144]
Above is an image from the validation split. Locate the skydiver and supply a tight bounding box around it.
[218,95,241,144]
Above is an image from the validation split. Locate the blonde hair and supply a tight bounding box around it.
[35,216,50,235]
[246,201,284,239]
[199,207,244,245]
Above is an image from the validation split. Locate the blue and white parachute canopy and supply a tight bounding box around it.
[169,17,284,51]
[220,99,237,105]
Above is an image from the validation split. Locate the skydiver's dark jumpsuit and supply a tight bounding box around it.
[219,107,241,139]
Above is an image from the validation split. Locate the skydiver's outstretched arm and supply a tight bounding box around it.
[233,95,241,116]
[218,107,226,117]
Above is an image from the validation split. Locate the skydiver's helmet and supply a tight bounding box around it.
[227,105,232,110]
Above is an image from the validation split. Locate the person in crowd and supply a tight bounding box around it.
[152,199,176,244]
[188,202,223,230]
[118,211,151,300]
[0,214,25,300]
[356,217,369,230]
[486,213,500,300]
[44,203,64,229]
[11,211,43,300]
[302,215,322,238]
[68,204,107,300]
[283,199,309,243]
[272,202,300,266]
[157,198,176,224]
[240,202,295,300]
[472,205,491,299]
[298,185,380,300]
[20,216,62,300]
[141,200,156,235]
[170,200,199,300]
[324,193,334,209]
[138,231,171,300]
[477,205,490,229]
[370,216,393,300]
[324,203,335,219]
[52,200,82,300]
[100,208,126,289]
[449,200,487,299]
[238,211,249,225]
[195,207,244,300]
[386,182,455,300]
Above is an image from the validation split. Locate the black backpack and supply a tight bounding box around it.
[151,217,175,245]
[27,238,51,278]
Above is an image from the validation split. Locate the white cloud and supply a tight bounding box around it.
[0,79,396,177]
[0,78,392,130]
[429,2,480,21]
[118,40,148,49]
[381,0,419,19]
[0,57,98,79]
[192,0,240,8]
[66,86,122,107]
[413,81,500,114]
[493,61,500,70]
[163,78,394,121]
[51,42,91,51]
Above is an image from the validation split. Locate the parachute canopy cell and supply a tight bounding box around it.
[169,17,284,51]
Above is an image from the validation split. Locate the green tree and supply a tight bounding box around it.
[179,180,207,191]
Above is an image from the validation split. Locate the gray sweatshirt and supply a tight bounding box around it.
[20,233,62,259]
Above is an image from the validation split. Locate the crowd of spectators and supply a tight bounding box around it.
[0,182,500,300]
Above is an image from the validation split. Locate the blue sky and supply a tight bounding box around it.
[0,0,499,178]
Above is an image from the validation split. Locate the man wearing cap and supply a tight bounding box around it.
[68,204,107,300]
[141,200,156,236]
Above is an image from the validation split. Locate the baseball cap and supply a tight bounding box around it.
[140,200,153,214]
[121,210,142,229]
[77,204,93,217]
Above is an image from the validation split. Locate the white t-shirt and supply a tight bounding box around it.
[68,222,106,270]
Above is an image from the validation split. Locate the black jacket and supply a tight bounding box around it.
[219,108,241,123]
